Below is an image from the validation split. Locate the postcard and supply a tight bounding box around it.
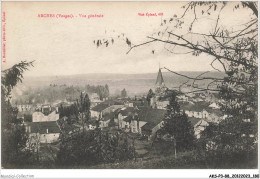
[1,1,259,178]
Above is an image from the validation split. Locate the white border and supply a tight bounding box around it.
[0,0,259,178]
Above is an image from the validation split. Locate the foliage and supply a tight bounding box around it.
[95,1,258,168]
[162,91,195,151]
[146,89,155,106]
[1,61,34,168]
[86,84,109,100]
[2,125,35,168]
[76,92,91,123]
[14,84,110,105]
[121,88,127,98]
[59,103,79,120]
[56,130,135,167]
[2,61,34,99]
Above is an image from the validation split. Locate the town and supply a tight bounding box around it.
[12,68,231,168]
[1,1,257,172]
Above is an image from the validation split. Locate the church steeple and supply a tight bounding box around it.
[155,68,164,86]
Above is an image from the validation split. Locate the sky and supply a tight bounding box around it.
[1,2,253,77]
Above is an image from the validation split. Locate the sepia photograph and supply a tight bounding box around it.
[0,1,259,178]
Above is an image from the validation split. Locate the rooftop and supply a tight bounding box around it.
[180,101,223,116]
[188,117,202,127]
[118,107,138,116]
[28,121,60,134]
[102,112,115,121]
[139,107,166,130]
[91,100,124,112]
[123,115,133,123]
[91,103,110,112]
[155,68,164,86]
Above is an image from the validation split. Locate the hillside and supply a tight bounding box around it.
[13,71,225,97]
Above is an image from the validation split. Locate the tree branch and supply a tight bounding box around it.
[126,40,157,54]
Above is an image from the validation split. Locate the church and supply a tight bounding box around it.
[150,68,169,109]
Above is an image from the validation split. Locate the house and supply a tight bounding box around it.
[138,107,166,139]
[181,101,223,120]
[102,104,124,115]
[32,105,59,122]
[177,95,189,102]
[209,102,220,109]
[32,111,59,122]
[90,93,103,108]
[115,106,166,138]
[25,121,60,143]
[100,112,115,128]
[191,118,209,139]
[121,115,133,132]
[117,107,138,129]
[90,100,124,118]
[87,120,98,130]
[17,104,33,112]
[90,103,110,118]
[130,116,147,133]
[184,109,209,119]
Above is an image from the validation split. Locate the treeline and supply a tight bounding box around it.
[14,84,110,105]
[85,84,109,100]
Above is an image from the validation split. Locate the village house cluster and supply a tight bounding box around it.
[17,68,229,149]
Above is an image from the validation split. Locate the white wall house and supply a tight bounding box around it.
[32,111,59,122]
[26,121,60,143]
[99,119,111,128]
[17,104,33,112]
[90,110,101,118]
[130,120,147,134]
[194,119,209,139]
[185,109,209,119]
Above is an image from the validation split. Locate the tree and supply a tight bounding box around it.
[121,88,127,98]
[157,2,258,166]
[76,92,91,132]
[104,84,110,99]
[162,91,195,153]
[56,130,135,167]
[96,2,258,167]
[1,61,34,168]
[146,89,155,106]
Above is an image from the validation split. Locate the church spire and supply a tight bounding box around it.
[155,68,164,86]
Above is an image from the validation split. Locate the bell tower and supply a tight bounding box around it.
[154,65,166,95]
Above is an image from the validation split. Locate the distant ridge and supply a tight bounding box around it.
[17,71,225,96]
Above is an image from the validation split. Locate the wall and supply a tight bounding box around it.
[100,119,110,128]
[29,133,60,143]
[130,120,147,134]
[90,110,101,118]
[32,111,59,122]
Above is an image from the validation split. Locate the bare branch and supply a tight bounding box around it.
[163,67,224,81]
[126,40,157,54]
[147,36,257,69]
